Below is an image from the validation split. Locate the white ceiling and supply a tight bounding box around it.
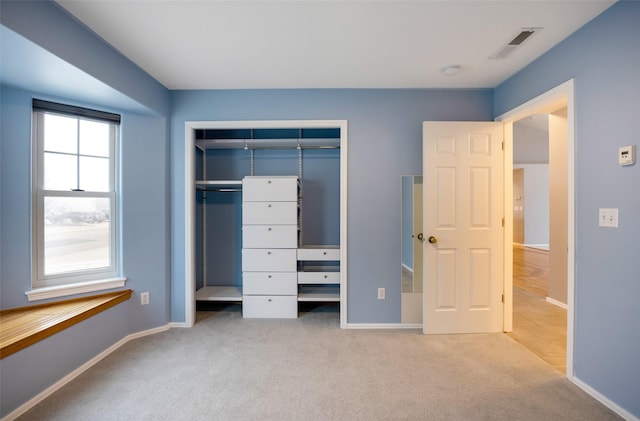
[55,0,614,90]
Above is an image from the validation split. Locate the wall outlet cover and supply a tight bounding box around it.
[598,208,618,228]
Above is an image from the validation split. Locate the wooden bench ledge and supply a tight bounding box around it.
[0,289,132,359]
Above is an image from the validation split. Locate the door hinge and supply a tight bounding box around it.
[501,294,504,303]
[501,141,504,151]
[501,217,505,227]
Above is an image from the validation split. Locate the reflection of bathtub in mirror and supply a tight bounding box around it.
[401,175,423,325]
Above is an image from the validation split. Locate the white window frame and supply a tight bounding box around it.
[29,100,124,301]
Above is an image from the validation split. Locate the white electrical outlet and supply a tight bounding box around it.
[598,208,618,228]
[141,292,150,305]
[378,288,385,300]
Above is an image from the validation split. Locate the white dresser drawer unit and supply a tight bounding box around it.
[242,225,298,249]
[297,271,341,285]
[242,202,298,225]
[243,272,297,295]
[242,249,297,272]
[243,295,298,318]
[297,247,340,261]
[242,175,299,319]
[243,177,299,202]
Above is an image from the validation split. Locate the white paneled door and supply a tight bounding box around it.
[423,122,504,334]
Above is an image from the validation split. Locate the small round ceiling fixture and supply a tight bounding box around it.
[442,65,461,76]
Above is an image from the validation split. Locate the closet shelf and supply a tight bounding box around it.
[298,285,340,302]
[196,180,243,191]
[297,265,340,272]
[195,286,242,302]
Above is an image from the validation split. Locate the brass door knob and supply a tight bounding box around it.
[416,233,424,241]
[428,236,438,244]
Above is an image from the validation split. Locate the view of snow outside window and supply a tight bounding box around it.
[42,114,112,275]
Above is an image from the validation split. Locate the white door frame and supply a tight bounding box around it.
[183,120,348,328]
[496,79,575,379]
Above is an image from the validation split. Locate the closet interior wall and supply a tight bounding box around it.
[194,129,341,315]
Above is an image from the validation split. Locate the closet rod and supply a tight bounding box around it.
[244,145,339,150]
[198,188,242,192]
[196,138,340,150]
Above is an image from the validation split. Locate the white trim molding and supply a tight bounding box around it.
[571,377,639,421]
[25,277,127,301]
[546,297,568,310]
[496,78,576,380]
[346,323,422,330]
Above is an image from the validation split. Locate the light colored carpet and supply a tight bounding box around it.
[19,304,620,420]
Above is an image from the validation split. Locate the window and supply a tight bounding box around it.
[31,100,120,291]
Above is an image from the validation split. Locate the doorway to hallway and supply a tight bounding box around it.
[507,245,567,372]
[498,80,575,377]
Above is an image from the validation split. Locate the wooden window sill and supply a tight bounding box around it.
[0,289,132,359]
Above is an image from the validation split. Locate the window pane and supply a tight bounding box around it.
[44,196,111,275]
[80,156,109,192]
[44,114,77,154]
[44,152,77,190]
[80,120,110,157]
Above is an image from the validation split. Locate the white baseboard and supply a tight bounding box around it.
[346,323,421,329]
[571,376,638,421]
[546,296,568,309]
[399,323,422,329]
[168,321,191,328]
[524,244,550,250]
[128,324,171,339]
[2,324,170,421]
[401,263,413,273]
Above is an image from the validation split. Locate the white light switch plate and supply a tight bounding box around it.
[599,208,618,228]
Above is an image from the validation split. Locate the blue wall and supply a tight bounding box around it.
[197,147,340,289]
[0,1,171,416]
[495,1,640,416]
[1,0,638,418]
[170,89,493,324]
[0,1,168,116]
[0,83,171,416]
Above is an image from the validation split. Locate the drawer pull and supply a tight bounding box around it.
[268,180,272,184]
[268,275,272,278]
[268,227,272,231]
[324,275,328,279]
[268,204,272,208]
[323,252,327,255]
[267,251,271,255]
[268,298,272,302]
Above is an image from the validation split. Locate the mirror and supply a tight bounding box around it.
[401,175,423,324]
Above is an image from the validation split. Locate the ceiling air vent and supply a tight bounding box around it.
[489,27,542,60]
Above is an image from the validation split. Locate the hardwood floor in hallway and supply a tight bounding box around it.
[507,245,567,373]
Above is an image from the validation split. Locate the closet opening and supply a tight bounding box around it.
[184,120,348,328]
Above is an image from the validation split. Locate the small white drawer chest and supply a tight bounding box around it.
[297,246,341,302]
